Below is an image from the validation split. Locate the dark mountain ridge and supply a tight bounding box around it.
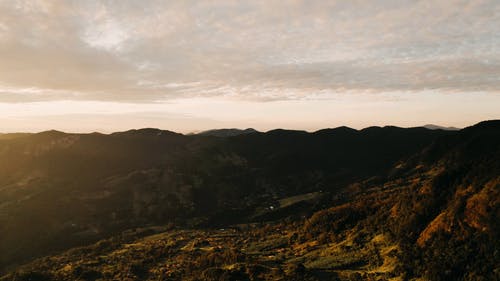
[0,121,498,280]
[197,128,258,137]
[423,124,461,131]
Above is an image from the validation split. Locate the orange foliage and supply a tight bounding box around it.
[464,178,500,232]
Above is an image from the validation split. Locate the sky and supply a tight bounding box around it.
[0,0,499,133]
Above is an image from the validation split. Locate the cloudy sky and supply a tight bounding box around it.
[0,0,499,133]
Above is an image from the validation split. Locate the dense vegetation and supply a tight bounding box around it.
[0,121,498,280]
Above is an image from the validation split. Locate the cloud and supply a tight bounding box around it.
[0,0,499,103]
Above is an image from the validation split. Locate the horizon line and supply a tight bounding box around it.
[0,122,476,136]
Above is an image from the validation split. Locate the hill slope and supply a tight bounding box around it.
[1,122,498,280]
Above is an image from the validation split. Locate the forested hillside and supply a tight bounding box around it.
[1,121,498,280]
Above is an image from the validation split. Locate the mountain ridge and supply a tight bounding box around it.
[0,123,471,137]
[0,120,498,280]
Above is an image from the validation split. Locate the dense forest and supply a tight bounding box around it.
[0,121,498,280]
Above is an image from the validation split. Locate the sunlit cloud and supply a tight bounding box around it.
[0,0,498,131]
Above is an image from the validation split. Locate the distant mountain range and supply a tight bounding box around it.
[197,128,259,137]
[0,133,32,140]
[0,120,498,280]
[422,124,461,130]
[0,124,460,139]
[194,125,461,136]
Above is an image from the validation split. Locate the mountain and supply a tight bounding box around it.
[423,124,460,131]
[0,121,498,280]
[197,128,258,137]
[0,133,32,140]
